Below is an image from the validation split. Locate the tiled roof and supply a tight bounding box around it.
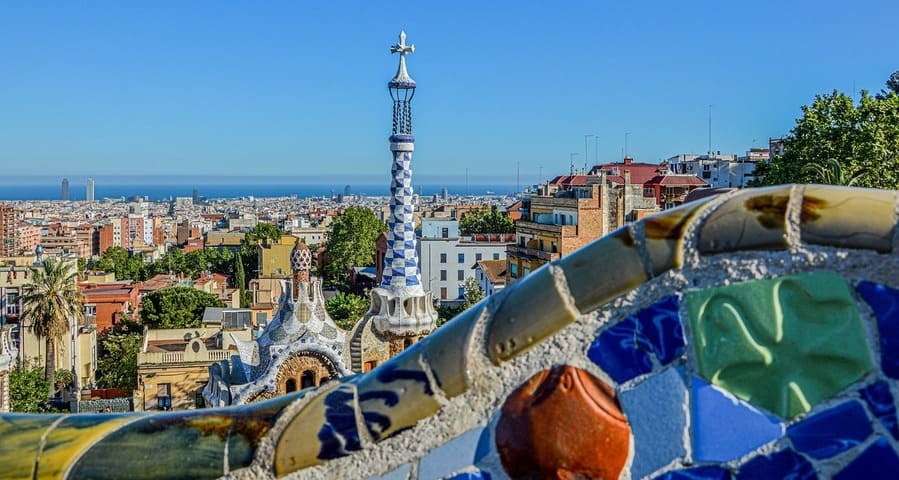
[475,259,507,285]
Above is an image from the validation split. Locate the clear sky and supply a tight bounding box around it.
[1,1,896,184]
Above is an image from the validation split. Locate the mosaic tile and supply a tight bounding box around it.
[487,265,579,364]
[68,412,232,479]
[691,376,784,462]
[834,438,899,480]
[274,382,361,475]
[379,463,412,480]
[643,196,715,275]
[587,296,684,383]
[619,367,688,478]
[735,449,817,480]
[473,427,492,466]
[687,272,872,418]
[495,365,630,479]
[560,227,648,314]
[416,302,486,398]
[698,185,792,254]
[860,381,899,440]
[354,345,442,442]
[418,427,484,480]
[654,466,732,480]
[788,400,872,459]
[857,281,899,379]
[227,393,298,470]
[445,470,492,480]
[37,414,136,479]
[0,414,64,479]
[800,185,896,253]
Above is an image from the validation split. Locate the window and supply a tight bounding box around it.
[157,383,172,410]
[195,392,205,408]
[539,240,544,251]
[523,267,531,276]
[301,370,315,389]
[84,305,97,316]
[644,187,654,196]
[458,286,465,299]
[285,379,297,393]
[493,253,500,260]
[458,270,464,281]
[519,237,526,246]
[440,270,447,281]
[441,228,449,238]
[510,263,519,278]
[440,287,447,299]
[551,241,558,253]
[476,253,482,261]
[256,312,268,327]
[364,361,377,372]
[439,253,447,263]
[458,253,465,263]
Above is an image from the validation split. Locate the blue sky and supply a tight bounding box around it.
[1,1,896,183]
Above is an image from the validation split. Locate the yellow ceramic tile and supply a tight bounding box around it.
[698,185,793,254]
[642,196,716,275]
[274,382,350,475]
[486,264,580,364]
[561,227,648,315]
[36,414,137,479]
[0,414,63,479]
[801,185,896,253]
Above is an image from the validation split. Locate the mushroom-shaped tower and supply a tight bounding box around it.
[290,240,313,298]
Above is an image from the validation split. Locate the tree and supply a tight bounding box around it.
[752,90,899,189]
[323,207,386,284]
[460,277,484,310]
[877,70,899,100]
[96,319,143,392]
[459,206,514,234]
[235,251,249,308]
[325,292,369,330]
[9,362,54,412]
[93,247,147,281]
[21,259,83,394]
[243,223,284,248]
[140,286,224,329]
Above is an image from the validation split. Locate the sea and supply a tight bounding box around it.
[0,183,520,201]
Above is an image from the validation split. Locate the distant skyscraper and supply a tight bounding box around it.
[86,178,95,202]
[61,178,69,201]
[442,187,449,202]
[192,188,199,204]
[344,185,351,196]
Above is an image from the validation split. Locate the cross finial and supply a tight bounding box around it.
[390,30,414,57]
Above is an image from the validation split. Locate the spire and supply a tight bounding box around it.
[388,31,416,136]
[389,30,416,88]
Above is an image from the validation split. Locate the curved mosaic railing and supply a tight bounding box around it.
[3,184,899,479]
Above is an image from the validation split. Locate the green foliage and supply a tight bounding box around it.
[21,259,83,388]
[235,251,248,308]
[54,369,74,388]
[435,303,463,328]
[325,292,369,330]
[93,247,147,281]
[9,362,54,413]
[243,223,284,247]
[140,286,224,329]
[753,90,899,189]
[460,277,484,310]
[323,207,386,283]
[96,319,143,391]
[459,206,514,234]
[876,70,899,100]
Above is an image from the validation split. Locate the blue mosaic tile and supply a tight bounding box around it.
[587,296,684,383]
[857,281,899,378]
[834,438,899,480]
[654,466,731,480]
[787,400,872,459]
[736,449,816,480]
[445,471,491,480]
[418,428,484,480]
[860,381,899,440]
[691,376,784,462]
[620,368,687,479]
[473,427,491,465]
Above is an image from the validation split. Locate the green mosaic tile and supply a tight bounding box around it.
[686,272,872,419]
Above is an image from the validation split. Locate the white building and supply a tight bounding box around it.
[666,149,769,189]
[418,219,512,304]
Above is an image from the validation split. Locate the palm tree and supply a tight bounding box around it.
[20,259,83,396]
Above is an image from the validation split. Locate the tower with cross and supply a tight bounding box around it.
[349,31,437,371]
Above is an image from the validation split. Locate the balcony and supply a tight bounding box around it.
[138,349,232,365]
[506,244,560,262]
[515,220,577,237]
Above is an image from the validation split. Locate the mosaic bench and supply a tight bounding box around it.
[3,184,899,479]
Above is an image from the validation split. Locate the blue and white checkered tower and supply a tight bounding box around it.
[381,30,423,294]
[363,31,437,342]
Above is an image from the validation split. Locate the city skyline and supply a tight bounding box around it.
[1,1,896,178]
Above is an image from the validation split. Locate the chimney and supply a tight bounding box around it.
[624,156,633,166]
